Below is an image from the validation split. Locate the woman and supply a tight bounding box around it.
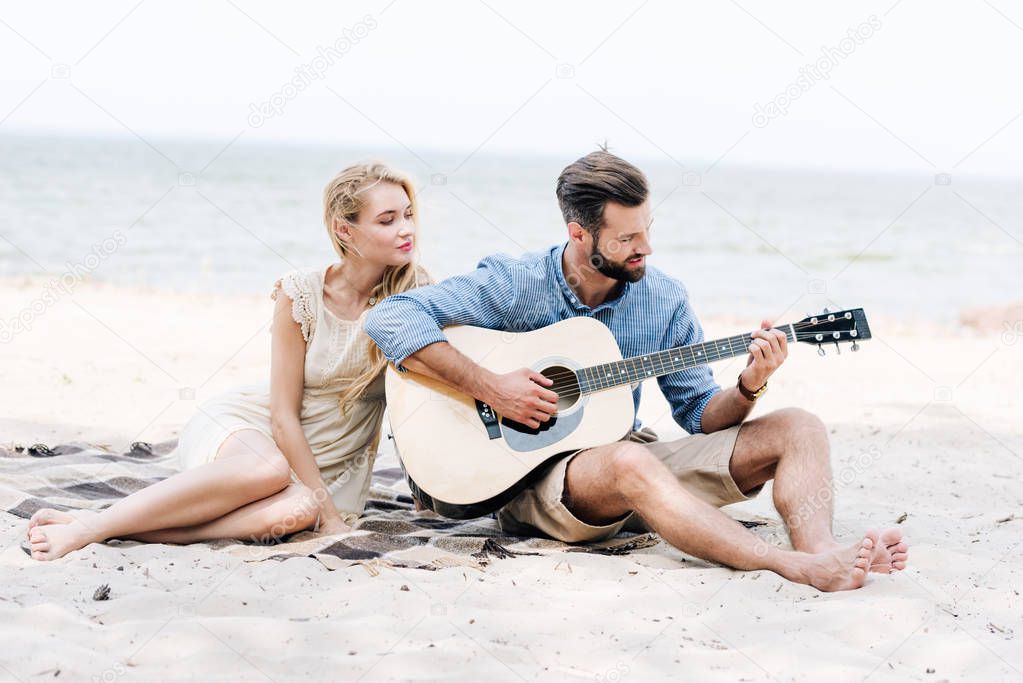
[27,162,427,560]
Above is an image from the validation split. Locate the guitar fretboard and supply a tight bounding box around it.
[577,324,796,394]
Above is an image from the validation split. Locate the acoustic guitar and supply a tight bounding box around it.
[385,308,871,519]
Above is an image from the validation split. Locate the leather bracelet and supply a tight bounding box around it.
[737,375,768,402]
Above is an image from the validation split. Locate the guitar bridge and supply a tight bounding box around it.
[475,400,502,440]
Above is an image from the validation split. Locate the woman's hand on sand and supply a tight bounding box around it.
[315,512,351,536]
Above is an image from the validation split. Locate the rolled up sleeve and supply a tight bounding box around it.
[364,255,518,372]
[656,294,722,434]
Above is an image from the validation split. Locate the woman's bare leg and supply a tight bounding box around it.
[128,482,322,545]
[28,430,292,560]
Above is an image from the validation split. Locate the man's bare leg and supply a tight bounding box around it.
[728,408,908,572]
[565,440,875,591]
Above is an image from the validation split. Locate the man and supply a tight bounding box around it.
[365,150,908,591]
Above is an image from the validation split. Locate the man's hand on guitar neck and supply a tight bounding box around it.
[740,319,789,391]
[401,341,559,430]
[701,319,789,434]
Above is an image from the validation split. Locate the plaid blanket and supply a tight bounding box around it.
[1,440,687,571]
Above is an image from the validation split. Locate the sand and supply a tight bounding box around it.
[1,275,1021,681]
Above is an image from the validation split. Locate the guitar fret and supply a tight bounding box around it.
[655,349,669,376]
[579,324,809,396]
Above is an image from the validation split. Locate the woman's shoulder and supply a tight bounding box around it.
[271,267,326,342]
[272,266,326,294]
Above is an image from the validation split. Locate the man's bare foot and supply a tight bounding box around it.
[807,528,909,575]
[26,508,76,538]
[28,517,101,561]
[796,531,876,592]
[869,527,909,573]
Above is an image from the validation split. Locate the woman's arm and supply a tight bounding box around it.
[268,291,347,530]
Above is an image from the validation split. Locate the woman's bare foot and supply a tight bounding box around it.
[28,510,102,561]
[795,531,876,592]
[26,508,76,539]
[28,517,102,561]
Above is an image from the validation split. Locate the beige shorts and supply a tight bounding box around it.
[496,425,760,543]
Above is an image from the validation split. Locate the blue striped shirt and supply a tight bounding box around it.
[364,242,721,434]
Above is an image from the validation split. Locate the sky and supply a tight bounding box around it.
[1,0,1022,177]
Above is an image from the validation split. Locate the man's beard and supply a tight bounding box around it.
[590,241,646,283]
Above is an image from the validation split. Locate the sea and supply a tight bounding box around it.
[1,132,1019,325]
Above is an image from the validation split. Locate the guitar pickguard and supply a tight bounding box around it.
[500,408,585,452]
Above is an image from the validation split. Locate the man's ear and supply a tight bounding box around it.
[567,221,587,244]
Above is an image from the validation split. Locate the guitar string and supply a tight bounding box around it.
[538,344,862,402]
[531,320,859,384]
[510,328,865,407]
[545,342,853,399]
[541,346,853,392]
[532,328,862,387]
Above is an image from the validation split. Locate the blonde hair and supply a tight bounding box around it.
[323,162,428,413]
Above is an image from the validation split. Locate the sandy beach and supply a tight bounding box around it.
[1,275,1021,682]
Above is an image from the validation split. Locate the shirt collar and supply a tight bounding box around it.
[552,241,632,313]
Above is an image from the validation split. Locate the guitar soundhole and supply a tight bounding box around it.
[501,364,580,436]
[541,364,580,412]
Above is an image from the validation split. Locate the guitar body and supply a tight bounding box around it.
[385,317,635,519]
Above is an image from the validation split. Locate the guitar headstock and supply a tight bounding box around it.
[793,308,871,354]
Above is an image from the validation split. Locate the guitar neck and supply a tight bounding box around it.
[577,324,796,395]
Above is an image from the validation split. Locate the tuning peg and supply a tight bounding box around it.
[817,344,826,357]
[851,340,860,352]
[834,341,841,355]
[822,307,829,314]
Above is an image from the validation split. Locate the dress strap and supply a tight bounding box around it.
[272,270,317,342]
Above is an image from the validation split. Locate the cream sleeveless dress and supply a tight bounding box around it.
[175,265,386,523]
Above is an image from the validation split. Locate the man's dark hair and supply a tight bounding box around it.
[555,149,648,235]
